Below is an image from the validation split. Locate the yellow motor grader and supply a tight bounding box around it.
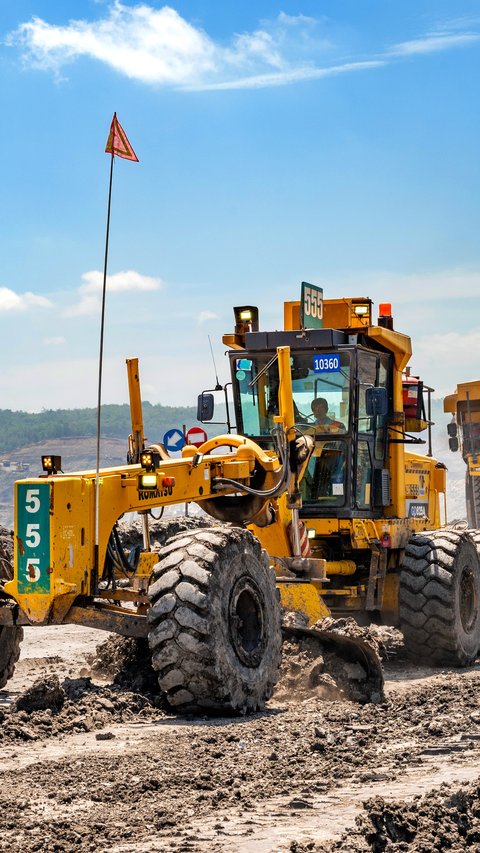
[444,381,480,527]
[1,290,479,713]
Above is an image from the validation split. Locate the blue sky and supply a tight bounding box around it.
[0,1,479,412]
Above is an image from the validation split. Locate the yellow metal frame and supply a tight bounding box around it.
[7,446,282,624]
[7,299,448,636]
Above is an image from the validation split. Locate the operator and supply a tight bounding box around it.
[310,397,345,433]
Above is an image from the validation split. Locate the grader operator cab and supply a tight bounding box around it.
[1,288,480,714]
[444,380,480,527]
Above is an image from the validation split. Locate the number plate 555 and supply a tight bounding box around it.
[16,483,51,593]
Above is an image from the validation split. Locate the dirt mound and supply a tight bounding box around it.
[367,625,406,662]
[294,776,480,852]
[14,674,65,713]
[356,783,480,852]
[316,616,381,653]
[88,634,159,694]
[1,672,165,743]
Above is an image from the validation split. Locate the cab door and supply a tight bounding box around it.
[356,351,391,515]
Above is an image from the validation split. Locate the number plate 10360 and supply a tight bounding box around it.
[313,355,340,373]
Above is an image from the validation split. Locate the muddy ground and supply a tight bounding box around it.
[1,626,480,852]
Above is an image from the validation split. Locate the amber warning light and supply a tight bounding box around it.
[42,455,62,475]
[378,303,393,330]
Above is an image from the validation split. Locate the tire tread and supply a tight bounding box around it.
[399,528,480,666]
[148,527,281,714]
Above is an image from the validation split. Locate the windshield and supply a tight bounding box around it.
[233,351,351,438]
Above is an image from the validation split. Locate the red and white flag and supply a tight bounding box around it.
[105,113,139,162]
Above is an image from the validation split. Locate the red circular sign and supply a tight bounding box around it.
[186,426,207,448]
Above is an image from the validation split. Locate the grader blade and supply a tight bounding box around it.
[282,624,384,704]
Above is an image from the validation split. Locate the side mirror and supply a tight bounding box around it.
[197,392,214,422]
[447,421,458,438]
[448,436,459,453]
[365,386,388,417]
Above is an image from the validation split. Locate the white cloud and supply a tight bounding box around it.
[10,3,476,91]
[197,60,385,92]
[80,269,161,295]
[65,294,100,318]
[10,4,216,85]
[277,12,319,27]
[43,335,66,346]
[0,286,52,312]
[230,30,284,71]
[64,269,162,317]
[198,310,219,324]
[390,32,480,56]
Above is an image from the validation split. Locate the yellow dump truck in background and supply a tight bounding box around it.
[444,381,480,526]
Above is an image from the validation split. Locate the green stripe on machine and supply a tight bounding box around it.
[16,482,51,594]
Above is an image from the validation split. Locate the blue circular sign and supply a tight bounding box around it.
[163,428,185,452]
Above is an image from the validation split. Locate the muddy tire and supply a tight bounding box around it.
[399,529,480,666]
[466,473,480,529]
[0,528,14,582]
[117,515,213,552]
[0,528,23,688]
[0,626,23,689]
[147,527,282,714]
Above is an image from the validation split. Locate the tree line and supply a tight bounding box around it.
[0,402,215,453]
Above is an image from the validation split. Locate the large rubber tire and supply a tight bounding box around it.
[147,527,282,714]
[0,527,23,688]
[399,528,480,666]
[0,527,14,582]
[117,515,213,552]
[0,626,22,689]
[466,472,480,528]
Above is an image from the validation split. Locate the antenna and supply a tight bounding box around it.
[208,335,222,391]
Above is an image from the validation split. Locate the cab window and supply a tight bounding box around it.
[234,351,351,439]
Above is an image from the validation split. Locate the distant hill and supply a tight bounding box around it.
[0,402,226,455]
[0,437,128,528]
[0,402,229,528]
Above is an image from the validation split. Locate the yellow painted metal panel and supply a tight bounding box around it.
[277,582,330,625]
[367,326,412,372]
[284,301,301,330]
[382,574,400,621]
[324,560,357,576]
[7,476,93,624]
[136,552,160,577]
[446,380,480,405]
